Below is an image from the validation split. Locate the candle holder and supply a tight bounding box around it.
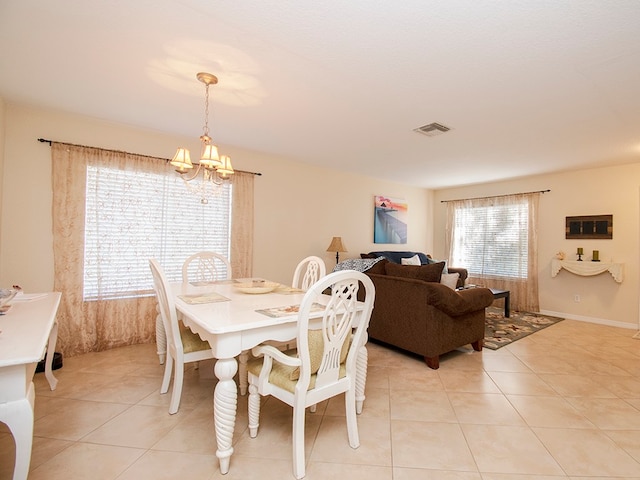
[592,250,600,262]
[577,247,583,261]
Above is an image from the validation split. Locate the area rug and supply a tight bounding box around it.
[484,307,564,350]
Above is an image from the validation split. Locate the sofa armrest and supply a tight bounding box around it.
[422,282,494,316]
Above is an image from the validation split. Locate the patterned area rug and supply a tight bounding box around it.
[484,306,564,350]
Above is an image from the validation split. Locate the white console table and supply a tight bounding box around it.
[551,259,623,283]
[0,292,61,480]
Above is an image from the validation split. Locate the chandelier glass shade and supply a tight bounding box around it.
[171,72,233,204]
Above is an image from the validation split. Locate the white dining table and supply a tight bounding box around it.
[0,292,61,480]
[172,280,369,475]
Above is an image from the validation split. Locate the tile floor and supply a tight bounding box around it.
[2,318,640,479]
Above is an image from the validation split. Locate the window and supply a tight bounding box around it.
[449,199,529,280]
[83,165,231,301]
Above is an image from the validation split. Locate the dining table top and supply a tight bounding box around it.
[172,278,319,335]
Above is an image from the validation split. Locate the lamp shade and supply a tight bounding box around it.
[199,143,221,168]
[171,148,193,172]
[326,236,347,253]
[217,155,234,177]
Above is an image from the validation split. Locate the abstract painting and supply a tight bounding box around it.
[374,195,407,244]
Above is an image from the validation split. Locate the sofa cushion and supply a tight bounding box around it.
[364,251,431,265]
[385,261,445,283]
[401,254,421,265]
[440,272,460,289]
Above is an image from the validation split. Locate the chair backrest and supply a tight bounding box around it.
[150,258,184,356]
[182,251,232,284]
[295,269,375,390]
[291,255,327,291]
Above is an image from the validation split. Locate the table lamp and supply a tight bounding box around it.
[326,236,347,264]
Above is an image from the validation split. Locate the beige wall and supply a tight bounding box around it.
[434,166,640,329]
[0,103,433,291]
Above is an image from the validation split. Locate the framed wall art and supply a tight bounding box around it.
[374,195,407,244]
[565,214,612,239]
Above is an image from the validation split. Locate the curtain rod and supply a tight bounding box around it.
[440,189,550,203]
[37,138,262,176]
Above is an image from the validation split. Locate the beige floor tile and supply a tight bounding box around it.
[391,421,476,471]
[81,405,184,448]
[438,370,501,394]
[117,450,219,480]
[387,365,445,392]
[208,455,296,479]
[448,392,525,426]
[604,429,640,463]
[461,424,564,475]
[311,415,392,467]
[394,468,482,479]
[34,398,130,441]
[566,397,640,430]
[306,461,393,479]
[27,442,145,480]
[80,374,160,404]
[538,373,617,398]
[481,475,567,480]
[594,374,640,398]
[506,395,596,428]
[481,353,533,373]
[390,390,457,422]
[488,371,558,396]
[533,427,640,476]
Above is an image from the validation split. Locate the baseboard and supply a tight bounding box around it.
[539,309,638,331]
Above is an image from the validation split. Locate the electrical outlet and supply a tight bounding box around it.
[574,294,581,302]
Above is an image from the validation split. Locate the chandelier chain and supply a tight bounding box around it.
[203,82,210,139]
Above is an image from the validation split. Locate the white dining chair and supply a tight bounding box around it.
[182,251,233,285]
[156,252,232,365]
[291,255,326,291]
[149,258,215,414]
[247,270,375,479]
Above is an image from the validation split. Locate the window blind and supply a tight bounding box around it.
[83,165,231,301]
[450,201,529,279]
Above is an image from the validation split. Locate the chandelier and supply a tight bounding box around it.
[171,72,234,204]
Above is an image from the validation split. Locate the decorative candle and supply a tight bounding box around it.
[592,250,599,261]
[577,247,583,255]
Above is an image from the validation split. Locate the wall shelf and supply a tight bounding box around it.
[551,259,623,283]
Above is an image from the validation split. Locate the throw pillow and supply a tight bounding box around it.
[385,261,445,283]
[400,254,421,265]
[440,272,460,290]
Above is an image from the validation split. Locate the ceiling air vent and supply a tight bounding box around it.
[413,122,451,137]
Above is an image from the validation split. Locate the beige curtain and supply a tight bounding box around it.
[231,171,254,278]
[51,143,254,356]
[445,193,540,312]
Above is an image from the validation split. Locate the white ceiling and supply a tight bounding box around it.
[1,0,639,189]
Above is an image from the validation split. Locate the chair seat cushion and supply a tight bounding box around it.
[248,353,346,393]
[179,322,211,353]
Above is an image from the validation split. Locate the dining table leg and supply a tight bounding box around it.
[213,357,238,474]
[44,321,59,390]
[1,382,35,480]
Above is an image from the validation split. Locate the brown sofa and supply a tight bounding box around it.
[361,250,468,288]
[361,258,494,369]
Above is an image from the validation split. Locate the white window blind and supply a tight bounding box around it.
[84,165,231,301]
[450,201,529,279]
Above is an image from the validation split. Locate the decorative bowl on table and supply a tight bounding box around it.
[233,280,280,294]
[0,288,20,312]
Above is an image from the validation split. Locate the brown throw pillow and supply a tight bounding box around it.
[385,261,445,283]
